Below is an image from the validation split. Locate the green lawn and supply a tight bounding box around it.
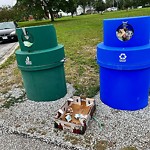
[15,8,150,97]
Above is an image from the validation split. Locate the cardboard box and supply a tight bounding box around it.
[54,96,96,134]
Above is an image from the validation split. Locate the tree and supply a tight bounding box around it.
[16,0,67,21]
[94,0,106,14]
[131,0,141,8]
[40,0,68,21]
[63,0,78,17]
[16,0,44,21]
[0,6,16,22]
[124,0,133,9]
[78,0,89,14]
[105,0,113,8]
[117,0,150,10]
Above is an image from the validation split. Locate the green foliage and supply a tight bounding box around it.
[15,0,44,21]
[0,0,149,22]
[16,0,71,21]
[64,0,78,17]
[108,0,150,10]
[0,7,16,22]
[94,0,106,13]
[77,0,89,14]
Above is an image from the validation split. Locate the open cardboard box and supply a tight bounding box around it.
[54,96,96,134]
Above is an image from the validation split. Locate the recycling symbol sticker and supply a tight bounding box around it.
[25,56,32,65]
[119,53,127,62]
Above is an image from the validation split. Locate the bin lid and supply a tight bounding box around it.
[103,16,150,47]
[16,24,58,52]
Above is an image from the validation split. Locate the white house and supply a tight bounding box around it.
[58,5,95,17]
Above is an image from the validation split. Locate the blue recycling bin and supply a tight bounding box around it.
[97,16,150,110]
[149,20,150,89]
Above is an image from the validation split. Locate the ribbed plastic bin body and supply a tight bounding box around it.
[15,25,67,101]
[149,68,150,89]
[20,64,66,101]
[97,16,150,110]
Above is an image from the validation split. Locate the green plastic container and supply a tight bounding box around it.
[15,25,67,101]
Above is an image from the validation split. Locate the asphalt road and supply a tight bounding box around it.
[0,42,19,65]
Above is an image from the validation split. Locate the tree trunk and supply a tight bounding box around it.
[44,7,49,19]
[83,6,86,14]
[49,8,54,22]
[71,12,74,18]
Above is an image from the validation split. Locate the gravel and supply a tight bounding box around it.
[0,133,67,150]
[0,83,150,150]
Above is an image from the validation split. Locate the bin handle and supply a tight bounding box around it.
[21,28,33,48]
[22,28,29,40]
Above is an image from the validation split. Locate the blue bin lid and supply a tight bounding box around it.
[103,16,150,47]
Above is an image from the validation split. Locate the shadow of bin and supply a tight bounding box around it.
[97,16,150,110]
[15,25,67,101]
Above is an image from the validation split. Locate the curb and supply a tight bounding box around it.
[0,42,19,66]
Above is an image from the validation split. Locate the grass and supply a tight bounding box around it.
[93,140,109,150]
[0,54,22,95]
[2,8,150,97]
[0,54,16,69]
[1,97,25,109]
[121,146,138,150]
[64,135,81,145]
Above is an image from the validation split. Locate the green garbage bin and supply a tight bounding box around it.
[15,24,67,101]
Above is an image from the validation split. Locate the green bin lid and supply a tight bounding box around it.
[16,24,58,52]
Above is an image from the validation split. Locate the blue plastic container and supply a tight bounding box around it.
[97,16,150,110]
[149,19,150,89]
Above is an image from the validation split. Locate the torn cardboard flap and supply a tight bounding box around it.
[58,109,64,114]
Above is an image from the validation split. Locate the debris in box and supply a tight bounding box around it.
[66,107,73,113]
[54,96,96,134]
[65,114,72,122]
[75,114,80,119]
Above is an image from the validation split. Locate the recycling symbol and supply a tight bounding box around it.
[25,56,32,65]
[119,53,127,62]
